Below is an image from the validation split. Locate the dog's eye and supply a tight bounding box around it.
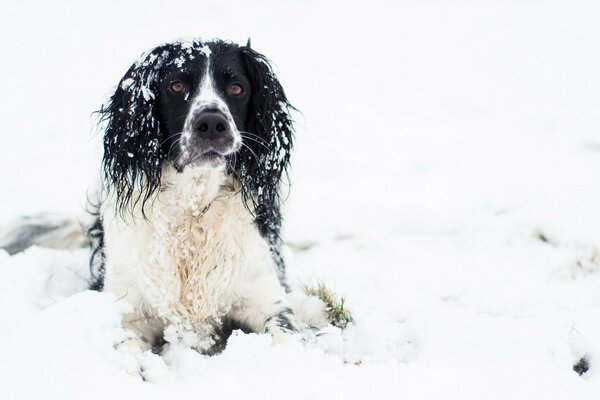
[227,83,244,97]
[169,80,187,94]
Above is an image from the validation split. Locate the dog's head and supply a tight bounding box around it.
[99,39,294,218]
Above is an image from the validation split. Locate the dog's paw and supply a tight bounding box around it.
[115,337,151,377]
[138,351,174,383]
[269,328,299,346]
[269,326,330,347]
[303,325,345,355]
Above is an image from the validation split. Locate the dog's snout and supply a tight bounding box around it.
[194,112,229,140]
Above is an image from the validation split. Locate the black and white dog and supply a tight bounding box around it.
[1,39,326,358]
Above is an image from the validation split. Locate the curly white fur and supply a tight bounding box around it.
[102,165,299,350]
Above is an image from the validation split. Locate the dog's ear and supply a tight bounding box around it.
[98,46,169,214]
[240,47,294,186]
[245,37,252,48]
[239,47,295,276]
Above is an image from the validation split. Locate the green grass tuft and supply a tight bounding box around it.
[304,283,353,329]
[573,357,590,376]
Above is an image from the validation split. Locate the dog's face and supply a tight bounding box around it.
[156,45,250,169]
[101,39,295,219]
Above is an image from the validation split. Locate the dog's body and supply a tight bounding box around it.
[102,165,296,352]
[1,39,326,357]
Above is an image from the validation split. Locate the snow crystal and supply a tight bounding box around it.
[199,44,211,57]
[174,57,186,68]
[120,78,134,90]
[140,86,155,101]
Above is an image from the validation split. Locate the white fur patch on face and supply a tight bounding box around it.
[180,55,242,159]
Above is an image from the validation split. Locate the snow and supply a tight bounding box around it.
[1,0,600,399]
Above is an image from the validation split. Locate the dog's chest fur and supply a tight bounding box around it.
[102,166,273,335]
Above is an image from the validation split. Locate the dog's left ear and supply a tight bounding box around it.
[240,46,294,186]
[239,46,295,276]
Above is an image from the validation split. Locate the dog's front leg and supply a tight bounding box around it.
[115,312,164,375]
[230,267,300,343]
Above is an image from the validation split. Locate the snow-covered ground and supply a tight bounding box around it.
[1,0,600,398]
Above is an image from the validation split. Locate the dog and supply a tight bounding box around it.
[0,39,327,359]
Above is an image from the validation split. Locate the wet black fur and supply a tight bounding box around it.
[87,208,105,291]
[89,39,295,289]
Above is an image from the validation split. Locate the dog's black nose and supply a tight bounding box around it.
[194,112,229,140]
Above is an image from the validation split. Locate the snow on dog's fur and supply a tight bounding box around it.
[102,165,298,353]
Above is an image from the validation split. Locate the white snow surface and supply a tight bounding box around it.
[1,0,600,399]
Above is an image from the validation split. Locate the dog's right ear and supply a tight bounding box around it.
[97,46,169,214]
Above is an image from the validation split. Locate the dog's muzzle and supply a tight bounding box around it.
[181,109,241,167]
